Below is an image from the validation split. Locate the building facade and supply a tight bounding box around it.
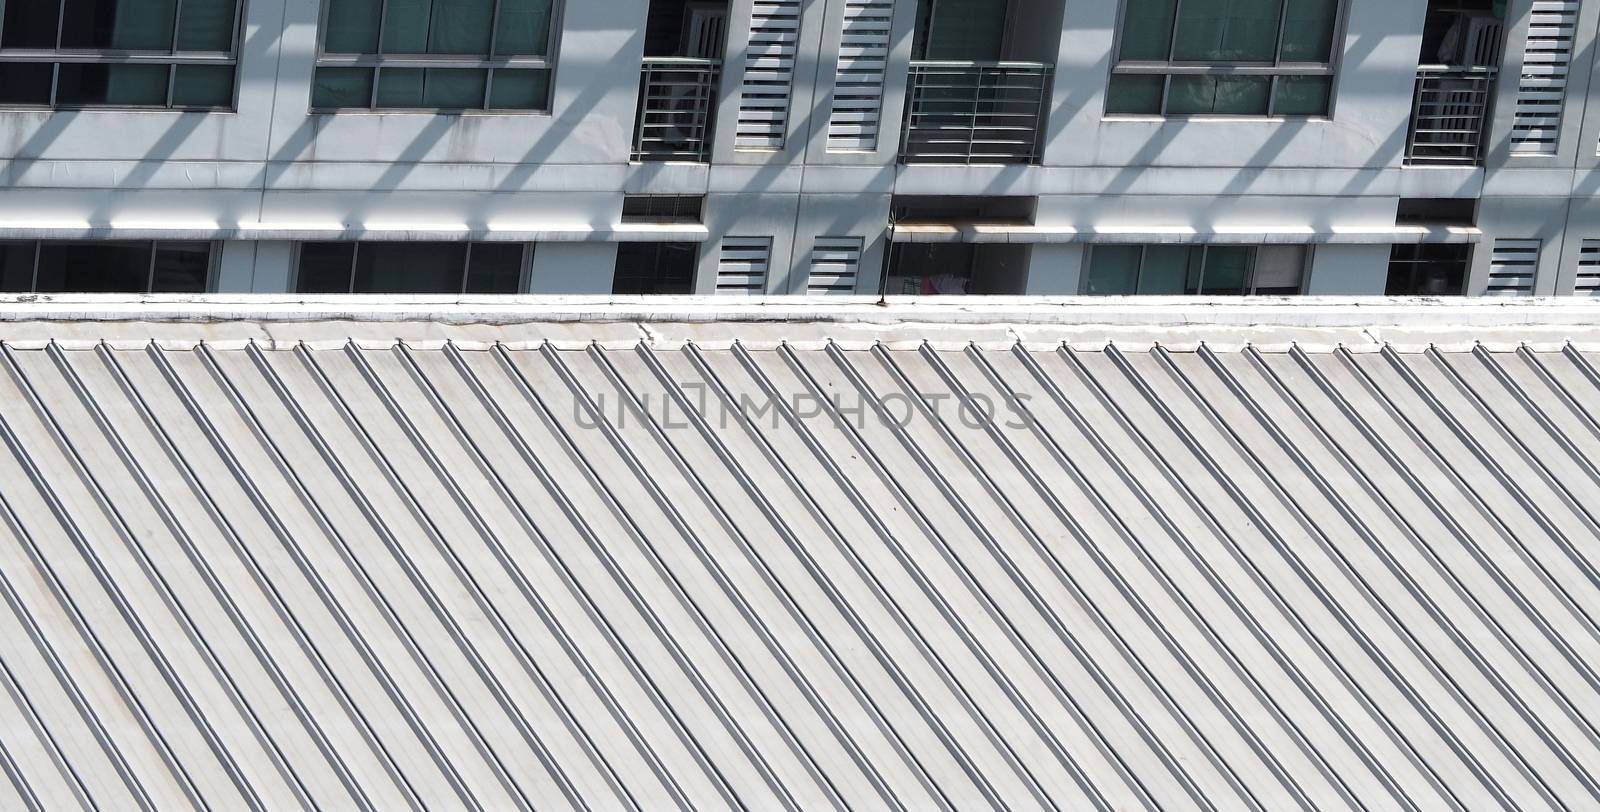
[0,0,1595,297]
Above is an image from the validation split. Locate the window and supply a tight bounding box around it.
[1386,244,1467,295]
[620,195,704,224]
[313,0,556,112]
[295,242,529,293]
[1085,244,1309,295]
[0,241,214,292]
[1107,0,1341,116]
[613,242,697,294]
[0,0,241,108]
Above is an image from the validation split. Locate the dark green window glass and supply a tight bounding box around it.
[354,243,468,293]
[1106,73,1164,114]
[1118,0,1177,60]
[488,69,550,109]
[1139,246,1192,294]
[56,63,169,106]
[381,0,432,52]
[1280,0,1338,62]
[1272,74,1330,115]
[152,242,212,293]
[428,0,495,54]
[494,0,553,55]
[1199,246,1252,293]
[313,67,375,108]
[35,242,151,293]
[919,0,1008,61]
[177,0,237,50]
[1172,0,1282,61]
[466,244,525,293]
[172,65,235,107]
[61,0,177,50]
[325,0,383,52]
[0,64,54,105]
[297,244,357,293]
[2,1,61,48]
[1167,74,1270,114]
[1086,246,1140,295]
[0,243,35,293]
[421,68,487,108]
[376,67,426,106]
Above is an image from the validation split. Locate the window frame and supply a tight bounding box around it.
[311,0,563,114]
[0,240,219,292]
[289,241,534,294]
[0,0,246,110]
[1081,243,1312,295]
[1106,0,1349,118]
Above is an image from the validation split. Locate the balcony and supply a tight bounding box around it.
[632,58,722,162]
[1405,66,1497,166]
[900,61,1052,165]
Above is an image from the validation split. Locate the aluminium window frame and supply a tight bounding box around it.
[1106,0,1350,118]
[0,0,246,111]
[311,0,563,114]
[1081,243,1312,295]
[2,239,219,292]
[288,241,535,294]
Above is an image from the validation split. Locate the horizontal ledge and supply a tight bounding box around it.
[890,224,1481,244]
[0,223,711,243]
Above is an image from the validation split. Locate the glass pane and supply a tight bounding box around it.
[177,0,237,51]
[152,242,211,292]
[0,63,55,105]
[465,243,524,293]
[375,67,424,107]
[35,242,152,293]
[1272,74,1330,115]
[1172,0,1282,62]
[1168,74,1269,114]
[1139,246,1192,294]
[296,243,356,293]
[1105,73,1164,114]
[923,0,1007,61]
[61,0,177,49]
[1118,0,1177,60]
[1200,246,1253,294]
[56,63,170,106]
[422,68,486,108]
[324,0,382,53]
[0,243,36,293]
[1085,246,1140,295]
[2,0,63,48]
[353,242,467,293]
[381,0,433,53]
[1281,0,1338,62]
[430,0,494,54]
[1252,245,1306,293]
[172,65,234,107]
[312,67,374,108]
[487,68,549,109]
[495,0,553,55]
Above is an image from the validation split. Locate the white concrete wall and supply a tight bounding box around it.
[0,0,1596,295]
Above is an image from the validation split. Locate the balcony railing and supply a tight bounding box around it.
[632,58,721,162]
[1405,66,1497,166]
[901,61,1052,165]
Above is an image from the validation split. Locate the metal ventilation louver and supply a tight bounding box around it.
[1577,240,1600,296]
[827,0,894,151]
[736,0,802,150]
[1511,0,1578,154]
[716,237,773,295]
[1486,239,1540,296]
[807,236,863,294]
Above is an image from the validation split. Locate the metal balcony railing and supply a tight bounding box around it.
[632,58,721,162]
[1405,66,1497,166]
[901,61,1052,165]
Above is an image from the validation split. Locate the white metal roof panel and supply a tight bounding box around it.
[0,300,1598,810]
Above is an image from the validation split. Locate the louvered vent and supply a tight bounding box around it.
[1511,0,1578,154]
[808,236,863,294]
[716,237,772,294]
[736,0,801,149]
[1487,239,1540,296]
[827,0,894,151]
[1577,240,1600,296]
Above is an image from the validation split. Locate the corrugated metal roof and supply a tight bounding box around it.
[0,305,1599,810]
